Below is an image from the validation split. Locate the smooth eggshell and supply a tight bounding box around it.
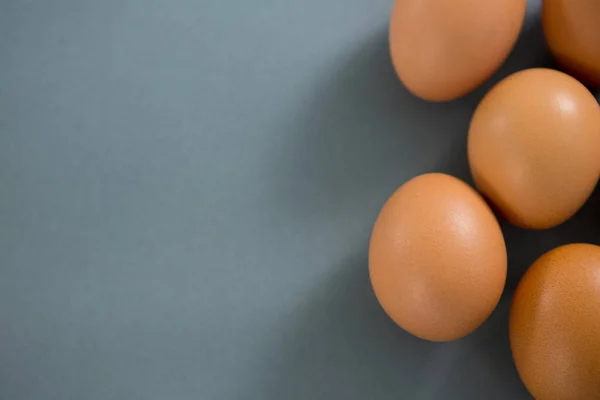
[369,173,507,342]
[468,68,600,230]
[510,244,600,400]
[390,0,526,101]
[543,0,600,86]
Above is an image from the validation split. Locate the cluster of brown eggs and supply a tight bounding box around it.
[368,1,600,399]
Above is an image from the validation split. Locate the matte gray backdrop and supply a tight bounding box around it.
[0,0,598,399]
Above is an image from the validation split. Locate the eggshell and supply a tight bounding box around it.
[510,244,600,400]
[369,173,507,342]
[543,0,600,86]
[468,68,600,230]
[389,0,526,102]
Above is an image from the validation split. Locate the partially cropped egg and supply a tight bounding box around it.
[369,173,507,342]
[543,0,600,86]
[468,68,600,229]
[389,0,526,101]
[510,244,600,399]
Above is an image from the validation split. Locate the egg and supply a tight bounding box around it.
[369,173,507,342]
[543,0,600,86]
[510,244,600,400]
[389,0,526,102]
[468,68,600,230]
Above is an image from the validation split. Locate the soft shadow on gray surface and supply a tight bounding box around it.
[272,28,479,225]
[502,185,600,291]
[261,3,600,398]
[261,253,530,400]
[273,1,553,227]
[262,253,439,399]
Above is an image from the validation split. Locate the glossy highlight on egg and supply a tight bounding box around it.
[369,173,507,342]
[468,68,600,229]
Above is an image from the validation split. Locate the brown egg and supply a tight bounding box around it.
[369,173,507,342]
[389,0,526,102]
[510,244,600,400]
[543,0,600,86]
[468,68,600,230]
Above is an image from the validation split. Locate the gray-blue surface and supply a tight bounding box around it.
[1,0,599,399]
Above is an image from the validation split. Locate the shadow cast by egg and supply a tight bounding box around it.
[501,183,600,292]
[258,252,531,400]
[269,0,554,228]
[268,27,481,225]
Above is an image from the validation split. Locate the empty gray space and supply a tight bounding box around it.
[0,0,597,399]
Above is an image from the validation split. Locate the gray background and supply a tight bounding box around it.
[0,0,599,399]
